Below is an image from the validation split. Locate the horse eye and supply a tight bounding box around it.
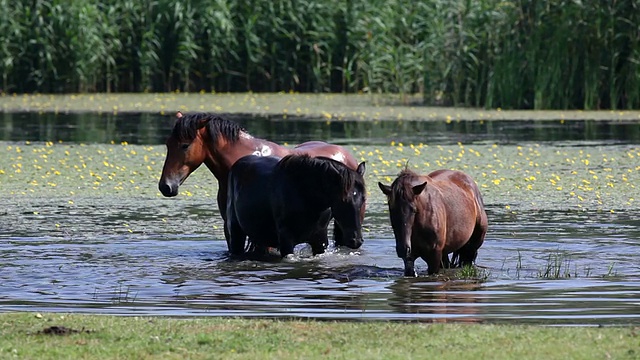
[353,191,357,197]
[180,143,190,150]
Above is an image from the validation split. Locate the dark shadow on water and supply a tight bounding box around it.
[2,111,640,145]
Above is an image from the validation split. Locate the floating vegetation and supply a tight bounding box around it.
[1,140,639,213]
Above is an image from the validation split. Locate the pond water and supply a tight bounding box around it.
[2,111,640,145]
[1,112,639,325]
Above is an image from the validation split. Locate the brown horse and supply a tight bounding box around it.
[378,169,487,276]
[158,111,364,249]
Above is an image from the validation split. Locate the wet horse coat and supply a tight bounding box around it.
[158,112,364,249]
[226,154,366,258]
[378,169,487,276]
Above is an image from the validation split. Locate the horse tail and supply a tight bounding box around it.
[471,181,487,218]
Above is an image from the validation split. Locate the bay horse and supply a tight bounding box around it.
[226,154,366,258]
[158,112,365,249]
[378,169,487,276]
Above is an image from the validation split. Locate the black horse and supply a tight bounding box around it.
[226,154,366,258]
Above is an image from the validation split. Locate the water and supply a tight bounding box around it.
[2,111,640,145]
[1,205,639,324]
[1,112,639,324]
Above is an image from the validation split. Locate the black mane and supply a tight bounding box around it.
[278,154,362,198]
[171,112,245,143]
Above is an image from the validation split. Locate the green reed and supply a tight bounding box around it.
[537,251,573,279]
[0,0,638,110]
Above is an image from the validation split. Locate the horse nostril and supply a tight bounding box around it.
[159,182,177,197]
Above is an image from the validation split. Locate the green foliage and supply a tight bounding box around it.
[457,264,490,281]
[0,0,638,110]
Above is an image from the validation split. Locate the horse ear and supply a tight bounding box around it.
[356,161,366,176]
[378,182,392,196]
[176,111,183,119]
[412,182,427,196]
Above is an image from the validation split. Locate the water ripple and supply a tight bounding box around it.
[1,210,639,324]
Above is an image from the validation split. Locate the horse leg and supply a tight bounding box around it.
[441,253,451,269]
[244,237,273,260]
[226,202,246,257]
[402,257,417,277]
[450,251,460,267]
[227,223,246,257]
[423,248,443,275]
[217,188,231,250]
[309,229,328,256]
[277,227,296,258]
[457,224,487,266]
[332,221,344,247]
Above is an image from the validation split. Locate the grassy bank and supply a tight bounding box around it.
[2,93,640,122]
[1,313,638,359]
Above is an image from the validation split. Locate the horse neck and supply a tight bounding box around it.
[202,134,287,182]
[305,165,344,208]
[416,180,443,220]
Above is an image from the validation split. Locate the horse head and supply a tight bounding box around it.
[378,171,427,277]
[158,111,212,197]
[331,161,367,249]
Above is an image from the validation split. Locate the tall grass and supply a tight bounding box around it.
[0,0,638,110]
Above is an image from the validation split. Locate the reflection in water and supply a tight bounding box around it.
[2,112,640,145]
[388,279,485,323]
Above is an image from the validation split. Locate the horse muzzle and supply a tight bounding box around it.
[158,181,179,197]
[344,234,364,249]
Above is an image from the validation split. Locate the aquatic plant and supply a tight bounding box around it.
[1,137,639,215]
[537,251,573,279]
[457,265,490,282]
[93,284,139,305]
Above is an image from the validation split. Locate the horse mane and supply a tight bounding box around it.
[278,154,362,198]
[171,112,245,143]
[391,168,422,199]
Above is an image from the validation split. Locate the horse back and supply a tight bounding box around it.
[293,141,359,169]
[427,170,486,226]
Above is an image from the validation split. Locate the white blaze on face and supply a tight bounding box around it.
[330,152,346,163]
[253,144,272,156]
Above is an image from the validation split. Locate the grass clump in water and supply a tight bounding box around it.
[537,251,574,279]
[457,264,490,282]
[536,251,619,279]
[435,265,490,283]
